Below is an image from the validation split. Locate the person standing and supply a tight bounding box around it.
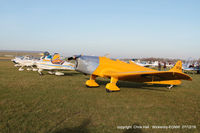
[163,62,167,71]
[197,63,200,74]
[158,61,161,71]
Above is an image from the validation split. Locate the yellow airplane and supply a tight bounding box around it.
[68,55,192,92]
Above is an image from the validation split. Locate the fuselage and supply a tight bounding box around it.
[36,60,75,70]
[12,56,38,67]
[75,55,156,77]
[75,55,191,83]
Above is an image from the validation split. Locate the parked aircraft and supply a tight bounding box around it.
[11,56,39,71]
[131,59,158,67]
[182,63,200,73]
[68,55,192,92]
[36,53,75,75]
[181,58,200,73]
[11,56,24,67]
[132,59,174,68]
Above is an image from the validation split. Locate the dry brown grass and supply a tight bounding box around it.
[0,61,199,133]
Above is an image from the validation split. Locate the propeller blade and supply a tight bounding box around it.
[68,57,74,60]
[68,55,82,61]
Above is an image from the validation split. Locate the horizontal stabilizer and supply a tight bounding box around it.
[146,80,181,85]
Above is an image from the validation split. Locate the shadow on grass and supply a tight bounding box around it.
[52,119,91,133]
[63,72,83,76]
[95,79,169,92]
[40,71,83,76]
[123,123,144,133]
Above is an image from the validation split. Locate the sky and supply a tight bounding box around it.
[0,0,200,59]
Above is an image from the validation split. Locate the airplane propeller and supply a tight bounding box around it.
[68,55,82,61]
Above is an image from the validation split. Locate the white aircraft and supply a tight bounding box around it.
[182,63,200,73]
[182,58,200,73]
[131,59,159,67]
[131,59,174,69]
[36,53,75,75]
[11,56,24,67]
[11,56,39,71]
[165,62,174,68]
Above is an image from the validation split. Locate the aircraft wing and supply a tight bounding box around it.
[103,71,192,83]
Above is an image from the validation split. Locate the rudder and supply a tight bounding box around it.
[169,60,182,72]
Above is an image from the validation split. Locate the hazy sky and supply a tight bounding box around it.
[0,0,200,59]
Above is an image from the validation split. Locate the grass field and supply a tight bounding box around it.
[0,51,41,58]
[0,61,200,133]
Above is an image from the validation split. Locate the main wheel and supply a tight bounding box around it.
[106,89,111,93]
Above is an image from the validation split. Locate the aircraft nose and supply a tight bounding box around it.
[68,55,81,61]
[67,57,74,60]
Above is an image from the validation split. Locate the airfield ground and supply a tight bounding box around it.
[0,60,199,133]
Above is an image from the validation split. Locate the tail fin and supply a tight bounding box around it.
[169,60,182,72]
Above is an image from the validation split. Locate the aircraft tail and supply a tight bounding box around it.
[169,60,182,72]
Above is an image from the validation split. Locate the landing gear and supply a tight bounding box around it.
[106,88,120,93]
[14,64,20,67]
[32,68,38,71]
[55,72,64,76]
[38,69,43,75]
[27,67,32,71]
[168,85,174,90]
[18,66,24,71]
[85,75,99,87]
[105,77,120,92]
[31,66,38,71]
[86,85,99,88]
[106,89,111,93]
[48,71,55,75]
